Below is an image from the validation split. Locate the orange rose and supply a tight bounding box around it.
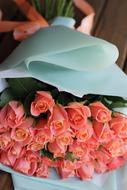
[93,159,107,173]
[0,120,8,134]
[27,142,44,152]
[35,119,47,129]
[7,142,23,166]
[48,104,70,136]
[0,101,25,128]
[31,91,55,116]
[36,161,49,178]
[76,162,94,180]
[110,114,127,138]
[11,117,34,146]
[0,151,11,166]
[14,150,38,176]
[34,128,52,144]
[27,127,52,151]
[89,102,111,123]
[48,140,67,158]
[41,157,56,167]
[93,148,111,164]
[76,121,93,142]
[0,132,14,151]
[66,102,91,130]
[93,121,114,143]
[57,160,75,179]
[56,131,73,149]
[87,137,99,151]
[105,138,125,157]
[69,141,87,160]
[107,157,125,171]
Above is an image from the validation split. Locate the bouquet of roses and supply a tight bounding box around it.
[0,77,127,180]
[1,1,127,190]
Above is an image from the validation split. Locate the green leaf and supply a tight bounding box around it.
[24,91,35,116]
[57,92,74,105]
[101,98,113,110]
[30,0,74,20]
[101,96,127,109]
[40,149,54,160]
[30,0,43,14]
[65,152,79,161]
[57,0,66,16]
[110,102,127,108]
[7,78,50,100]
[104,96,127,103]
[51,89,59,100]
[40,149,61,161]
[64,0,74,17]
[82,94,102,105]
[0,88,14,107]
[45,0,53,20]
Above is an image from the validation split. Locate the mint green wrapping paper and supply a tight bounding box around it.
[0,20,127,190]
[0,25,126,97]
[1,163,127,190]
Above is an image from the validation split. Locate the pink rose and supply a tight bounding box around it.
[93,121,114,143]
[14,150,38,176]
[69,141,87,160]
[89,102,111,123]
[76,162,94,180]
[57,160,75,179]
[107,157,125,171]
[76,121,93,142]
[11,117,34,146]
[31,91,55,116]
[110,114,127,138]
[0,101,25,128]
[48,140,67,158]
[0,132,14,151]
[48,104,70,136]
[66,102,91,130]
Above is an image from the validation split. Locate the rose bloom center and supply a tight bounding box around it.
[97,111,108,122]
[35,100,48,112]
[52,121,63,130]
[16,128,28,140]
[0,138,5,148]
[60,136,70,144]
[75,147,84,157]
[30,143,43,151]
[7,113,16,123]
[36,135,46,143]
[73,114,83,124]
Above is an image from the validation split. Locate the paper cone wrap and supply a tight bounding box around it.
[0,20,127,190]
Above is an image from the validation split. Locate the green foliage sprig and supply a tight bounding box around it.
[0,78,127,113]
[30,0,74,20]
